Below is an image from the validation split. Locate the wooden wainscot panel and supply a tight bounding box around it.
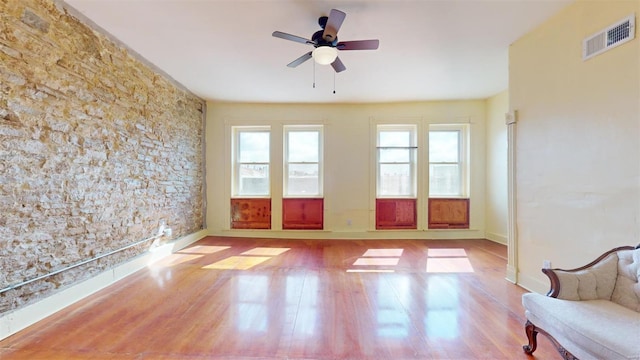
[230,198,271,229]
[428,198,470,229]
[376,198,417,230]
[282,198,324,230]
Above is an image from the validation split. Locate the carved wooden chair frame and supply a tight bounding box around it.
[522,244,639,360]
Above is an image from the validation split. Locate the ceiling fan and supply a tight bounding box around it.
[272,9,380,73]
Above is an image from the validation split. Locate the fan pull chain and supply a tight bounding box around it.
[333,71,336,94]
[313,61,316,89]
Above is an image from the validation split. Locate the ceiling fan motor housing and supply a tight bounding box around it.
[312,30,338,47]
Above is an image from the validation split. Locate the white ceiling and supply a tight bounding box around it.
[63,0,572,104]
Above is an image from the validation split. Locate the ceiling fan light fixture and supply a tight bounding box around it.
[312,46,337,65]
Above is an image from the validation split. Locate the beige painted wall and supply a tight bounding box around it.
[510,0,640,292]
[485,91,509,244]
[206,101,489,239]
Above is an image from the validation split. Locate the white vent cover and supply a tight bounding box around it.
[583,14,635,61]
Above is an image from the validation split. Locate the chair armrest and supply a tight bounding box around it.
[542,245,636,299]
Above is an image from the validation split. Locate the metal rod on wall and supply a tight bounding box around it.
[0,233,162,294]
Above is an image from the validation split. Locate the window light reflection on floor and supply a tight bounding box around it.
[376,276,410,338]
[288,274,318,336]
[426,248,474,273]
[235,275,269,332]
[425,276,460,338]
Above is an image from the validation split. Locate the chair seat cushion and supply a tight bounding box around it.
[523,293,640,360]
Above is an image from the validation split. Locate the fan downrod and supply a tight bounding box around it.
[318,16,328,29]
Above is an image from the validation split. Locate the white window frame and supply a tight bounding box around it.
[283,125,323,198]
[428,124,469,198]
[231,126,271,198]
[376,124,418,198]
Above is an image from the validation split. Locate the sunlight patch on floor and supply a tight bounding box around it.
[426,248,474,273]
[363,249,404,257]
[155,254,203,267]
[179,245,232,255]
[202,247,291,270]
[203,256,272,270]
[348,248,404,273]
[427,248,467,257]
[353,258,400,266]
[241,247,291,256]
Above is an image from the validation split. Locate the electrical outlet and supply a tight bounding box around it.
[543,260,551,269]
[157,220,166,236]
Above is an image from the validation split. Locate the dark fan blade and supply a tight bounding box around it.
[337,39,380,51]
[331,57,346,73]
[287,51,313,68]
[322,9,346,42]
[272,31,314,45]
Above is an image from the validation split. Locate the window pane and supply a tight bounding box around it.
[239,132,270,162]
[379,148,410,163]
[379,164,412,196]
[429,131,459,163]
[288,131,319,162]
[379,131,411,147]
[429,164,460,196]
[239,164,269,195]
[287,164,319,195]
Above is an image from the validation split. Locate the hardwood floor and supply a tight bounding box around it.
[0,237,560,359]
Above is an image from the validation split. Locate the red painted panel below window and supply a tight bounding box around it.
[282,198,323,230]
[428,198,469,229]
[230,198,271,229]
[376,199,417,230]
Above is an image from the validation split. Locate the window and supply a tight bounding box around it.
[376,125,417,197]
[232,127,270,197]
[428,125,468,197]
[284,126,322,197]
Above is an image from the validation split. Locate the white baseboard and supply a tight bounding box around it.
[210,228,486,240]
[486,232,507,245]
[0,229,208,341]
[516,270,550,295]
[505,264,517,284]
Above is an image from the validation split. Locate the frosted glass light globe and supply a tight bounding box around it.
[312,46,338,65]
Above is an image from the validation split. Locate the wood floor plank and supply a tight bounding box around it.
[0,237,560,359]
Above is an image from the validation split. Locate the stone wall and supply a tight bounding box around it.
[0,0,205,313]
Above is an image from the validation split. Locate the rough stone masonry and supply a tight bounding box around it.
[0,0,205,312]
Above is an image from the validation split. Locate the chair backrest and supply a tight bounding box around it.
[555,253,618,300]
[611,248,640,312]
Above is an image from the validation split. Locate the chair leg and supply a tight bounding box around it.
[523,320,538,354]
[523,319,580,360]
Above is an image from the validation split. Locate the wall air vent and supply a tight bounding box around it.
[583,14,635,61]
